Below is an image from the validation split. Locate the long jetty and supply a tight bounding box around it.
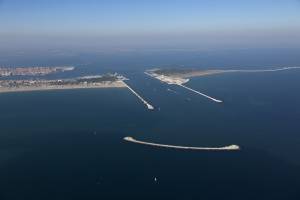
[179,84,223,103]
[145,71,223,103]
[177,66,300,103]
[124,137,240,151]
[122,81,154,110]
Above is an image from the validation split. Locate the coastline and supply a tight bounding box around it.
[148,66,300,80]
[0,81,126,94]
[179,70,227,78]
[169,67,300,79]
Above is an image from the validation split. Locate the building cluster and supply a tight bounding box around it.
[0,66,74,77]
[0,74,121,89]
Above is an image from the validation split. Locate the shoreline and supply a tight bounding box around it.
[167,66,300,79]
[147,66,300,81]
[0,81,126,94]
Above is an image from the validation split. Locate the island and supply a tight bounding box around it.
[0,66,75,77]
[0,73,126,93]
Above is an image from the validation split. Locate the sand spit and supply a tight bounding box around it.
[162,66,300,79]
[124,137,240,151]
[223,66,300,74]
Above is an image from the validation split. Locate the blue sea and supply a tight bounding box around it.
[0,49,300,199]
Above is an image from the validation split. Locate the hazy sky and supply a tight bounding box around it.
[1,0,300,50]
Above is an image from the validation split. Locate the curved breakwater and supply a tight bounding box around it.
[124,137,240,151]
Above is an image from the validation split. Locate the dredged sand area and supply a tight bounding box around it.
[124,137,240,151]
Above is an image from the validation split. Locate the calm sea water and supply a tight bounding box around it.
[0,51,300,199]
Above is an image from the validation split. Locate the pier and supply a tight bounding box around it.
[145,71,223,103]
[124,137,240,151]
[122,81,154,110]
[179,84,223,103]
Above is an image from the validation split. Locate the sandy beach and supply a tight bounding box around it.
[0,81,126,94]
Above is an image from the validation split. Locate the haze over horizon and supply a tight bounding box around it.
[1,0,300,51]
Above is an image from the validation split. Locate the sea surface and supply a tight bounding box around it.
[0,50,300,199]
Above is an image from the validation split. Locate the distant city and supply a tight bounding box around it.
[0,67,126,93]
[0,66,74,77]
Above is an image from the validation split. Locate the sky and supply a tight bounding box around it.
[0,0,300,51]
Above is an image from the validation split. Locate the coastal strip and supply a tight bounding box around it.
[158,66,300,79]
[122,81,154,110]
[124,137,240,151]
[0,74,127,94]
[0,82,125,94]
